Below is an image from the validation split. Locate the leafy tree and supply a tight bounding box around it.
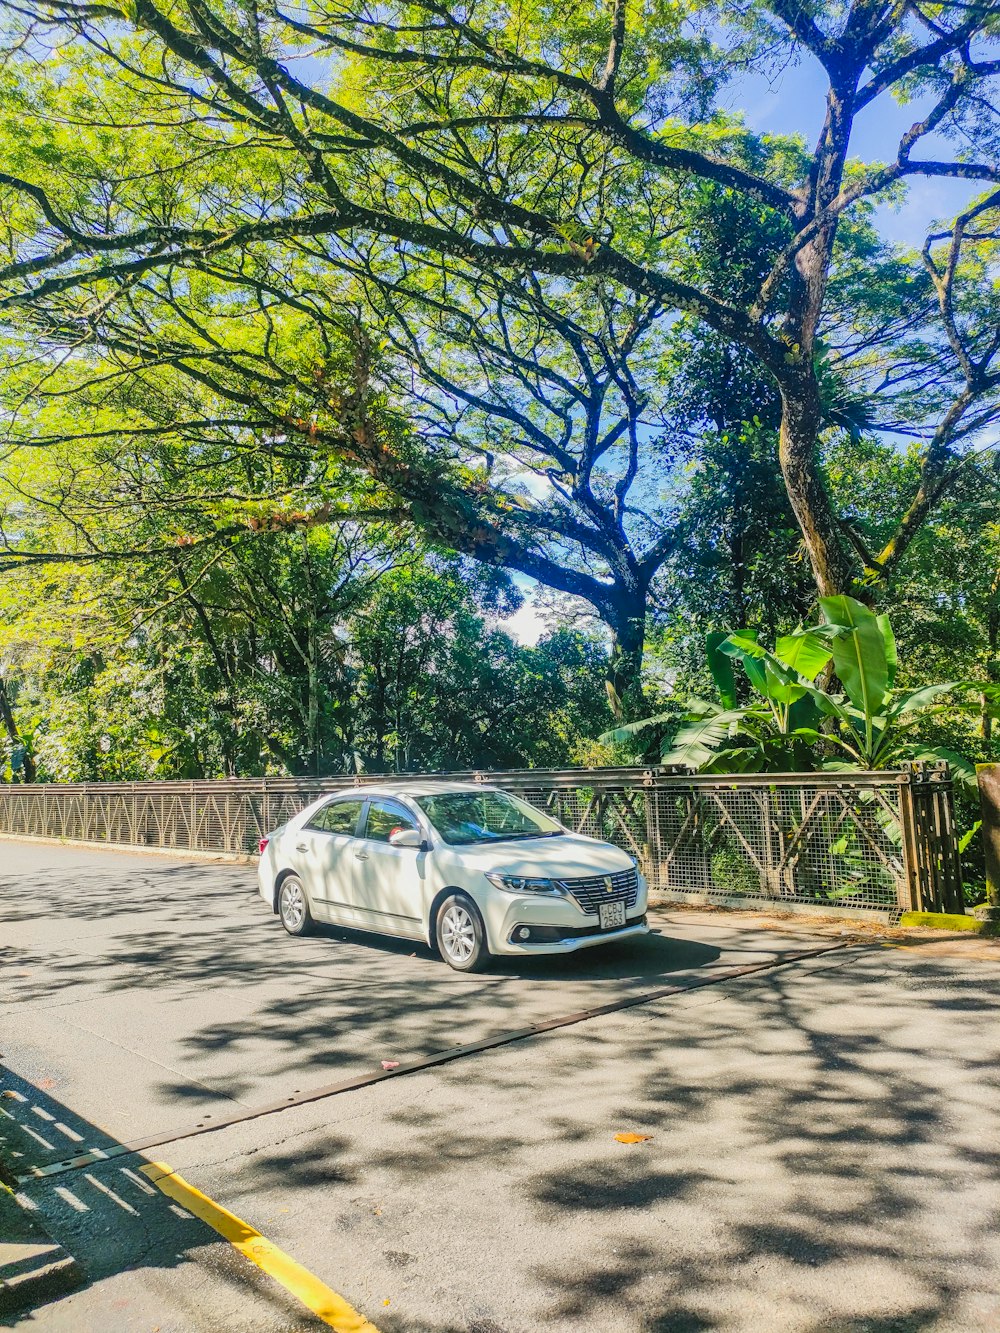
[828,435,1000,749]
[0,672,35,781]
[0,444,614,778]
[349,565,613,770]
[0,386,415,773]
[0,0,997,716]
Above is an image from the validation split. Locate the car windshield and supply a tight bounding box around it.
[415,790,564,846]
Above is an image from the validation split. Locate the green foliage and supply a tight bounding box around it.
[0,0,998,777]
[0,0,995,721]
[1,509,613,779]
[603,597,978,786]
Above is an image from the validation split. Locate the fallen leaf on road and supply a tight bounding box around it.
[381,1060,400,1071]
[38,1078,56,1089]
[614,1132,652,1144]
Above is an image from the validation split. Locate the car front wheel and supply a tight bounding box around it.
[436,893,489,972]
[278,875,314,936]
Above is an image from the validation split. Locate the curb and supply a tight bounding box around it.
[649,889,896,925]
[0,831,253,865]
[0,1181,84,1317]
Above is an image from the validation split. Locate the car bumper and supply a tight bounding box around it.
[493,916,649,955]
[483,877,648,952]
[486,879,648,955]
[256,857,273,905]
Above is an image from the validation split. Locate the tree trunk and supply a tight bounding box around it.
[770,73,859,606]
[605,592,647,722]
[777,374,855,599]
[985,564,1000,745]
[306,621,321,776]
[0,677,36,783]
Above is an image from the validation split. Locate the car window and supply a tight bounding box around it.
[308,799,363,836]
[363,798,420,844]
[414,790,563,845]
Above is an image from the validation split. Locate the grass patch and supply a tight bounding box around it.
[900,910,997,934]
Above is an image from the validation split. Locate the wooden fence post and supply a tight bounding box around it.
[976,763,1000,907]
[897,769,922,912]
[899,761,964,914]
[929,763,964,914]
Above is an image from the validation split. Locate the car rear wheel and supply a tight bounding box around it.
[278,875,314,936]
[436,893,490,972]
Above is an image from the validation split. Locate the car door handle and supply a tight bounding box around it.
[295,843,308,852]
[355,850,369,860]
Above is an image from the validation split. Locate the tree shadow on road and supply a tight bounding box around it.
[7,853,1000,1331]
[2,854,734,1123]
[341,948,1000,1333]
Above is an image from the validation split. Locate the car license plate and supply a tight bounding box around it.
[599,900,626,931]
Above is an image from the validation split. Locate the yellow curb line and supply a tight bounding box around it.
[139,1162,382,1332]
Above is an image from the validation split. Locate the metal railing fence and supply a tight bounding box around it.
[0,764,963,915]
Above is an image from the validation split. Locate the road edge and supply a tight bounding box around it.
[0,830,252,864]
[649,888,896,924]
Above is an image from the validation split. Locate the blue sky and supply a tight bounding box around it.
[728,52,980,247]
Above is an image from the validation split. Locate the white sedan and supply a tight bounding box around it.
[257,781,648,971]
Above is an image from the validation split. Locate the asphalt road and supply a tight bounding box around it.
[2,839,1000,1332]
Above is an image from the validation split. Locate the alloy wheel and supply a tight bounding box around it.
[280,879,305,931]
[440,902,476,963]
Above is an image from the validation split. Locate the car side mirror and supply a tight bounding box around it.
[389,827,425,849]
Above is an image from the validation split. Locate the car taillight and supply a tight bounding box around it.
[258,837,269,855]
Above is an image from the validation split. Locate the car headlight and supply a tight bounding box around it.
[484,872,564,896]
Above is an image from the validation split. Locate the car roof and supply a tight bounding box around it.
[323,781,502,801]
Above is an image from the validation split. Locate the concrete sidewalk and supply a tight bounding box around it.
[0,1182,81,1317]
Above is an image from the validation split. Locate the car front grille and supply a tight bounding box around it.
[556,867,639,915]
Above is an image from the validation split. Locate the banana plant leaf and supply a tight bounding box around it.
[720,633,770,697]
[786,694,823,731]
[959,821,982,854]
[700,746,770,773]
[600,711,675,744]
[706,631,738,709]
[661,707,762,768]
[761,661,810,706]
[797,684,850,721]
[877,613,897,688]
[885,682,965,720]
[720,630,765,658]
[773,628,836,681]
[820,594,889,717]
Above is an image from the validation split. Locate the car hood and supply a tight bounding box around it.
[437,833,636,878]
